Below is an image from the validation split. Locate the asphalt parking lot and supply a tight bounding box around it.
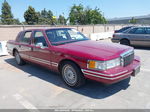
[0,39,150,110]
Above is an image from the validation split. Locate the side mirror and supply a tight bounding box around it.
[36,42,44,48]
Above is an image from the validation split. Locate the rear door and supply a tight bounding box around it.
[18,31,32,60]
[30,30,51,67]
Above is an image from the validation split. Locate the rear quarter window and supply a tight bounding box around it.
[128,28,138,34]
[15,31,23,42]
[20,31,32,44]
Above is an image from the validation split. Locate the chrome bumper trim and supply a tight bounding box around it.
[82,70,132,80]
[81,69,128,77]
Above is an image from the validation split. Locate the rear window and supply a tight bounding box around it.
[20,31,32,44]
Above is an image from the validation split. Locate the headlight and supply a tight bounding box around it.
[88,58,121,70]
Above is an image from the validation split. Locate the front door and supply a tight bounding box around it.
[30,30,51,68]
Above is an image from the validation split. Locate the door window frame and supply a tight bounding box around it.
[32,30,48,47]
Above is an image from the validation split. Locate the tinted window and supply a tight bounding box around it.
[134,28,145,34]
[119,26,132,32]
[33,31,47,47]
[16,32,22,42]
[145,28,150,34]
[20,31,32,43]
[128,28,137,34]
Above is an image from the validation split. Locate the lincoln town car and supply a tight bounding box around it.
[7,28,141,88]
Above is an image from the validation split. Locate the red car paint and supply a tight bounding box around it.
[7,28,140,84]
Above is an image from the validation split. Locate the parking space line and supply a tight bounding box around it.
[13,93,39,112]
[141,68,150,72]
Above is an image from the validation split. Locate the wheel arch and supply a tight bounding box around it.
[12,48,18,56]
[120,38,130,44]
[58,59,81,73]
[120,38,130,42]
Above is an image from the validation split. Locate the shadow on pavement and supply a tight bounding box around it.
[5,58,130,99]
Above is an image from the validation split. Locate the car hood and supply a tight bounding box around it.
[55,40,133,61]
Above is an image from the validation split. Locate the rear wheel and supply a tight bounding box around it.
[120,39,130,46]
[61,61,85,88]
[14,51,25,65]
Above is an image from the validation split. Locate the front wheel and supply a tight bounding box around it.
[61,62,85,88]
[14,51,25,65]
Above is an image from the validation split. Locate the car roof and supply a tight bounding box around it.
[132,26,150,28]
[22,28,74,32]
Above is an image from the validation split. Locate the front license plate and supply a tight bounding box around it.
[132,66,140,76]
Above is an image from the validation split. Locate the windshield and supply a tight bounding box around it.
[46,28,89,45]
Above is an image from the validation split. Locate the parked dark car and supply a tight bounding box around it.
[112,26,150,47]
[114,26,134,33]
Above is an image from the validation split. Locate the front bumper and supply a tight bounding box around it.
[82,57,140,84]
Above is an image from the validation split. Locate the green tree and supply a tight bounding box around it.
[13,19,21,25]
[57,15,66,25]
[88,7,107,24]
[129,17,137,24]
[69,4,107,25]
[1,0,14,24]
[41,8,47,18]
[24,6,39,25]
[47,10,53,19]
[69,4,84,25]
[38,9,54,25]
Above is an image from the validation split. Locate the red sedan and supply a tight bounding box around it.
[7,28,140,88]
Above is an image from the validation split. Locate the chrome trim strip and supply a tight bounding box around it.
[120,49,134,57]
[51,62,58,67]
[81,69,128,76]
[120,49,134,66]
[30,56,50,65]
[83,71,132,80]
[19,53,58,67]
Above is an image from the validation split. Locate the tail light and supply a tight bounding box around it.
[113,34,115,38]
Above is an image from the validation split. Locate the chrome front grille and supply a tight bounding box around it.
[121,49,134,67]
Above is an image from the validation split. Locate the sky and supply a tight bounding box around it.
[0,0,150,22]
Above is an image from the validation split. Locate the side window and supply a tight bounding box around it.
[134,28,145,34]
[20,31,32,44]
[33,31,47,47]
[145,28,150,34]
[128,28,137,34]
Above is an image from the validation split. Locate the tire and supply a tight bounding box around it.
[61,61,85,88]
[14,51,25,65]
[120,39,130,46]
